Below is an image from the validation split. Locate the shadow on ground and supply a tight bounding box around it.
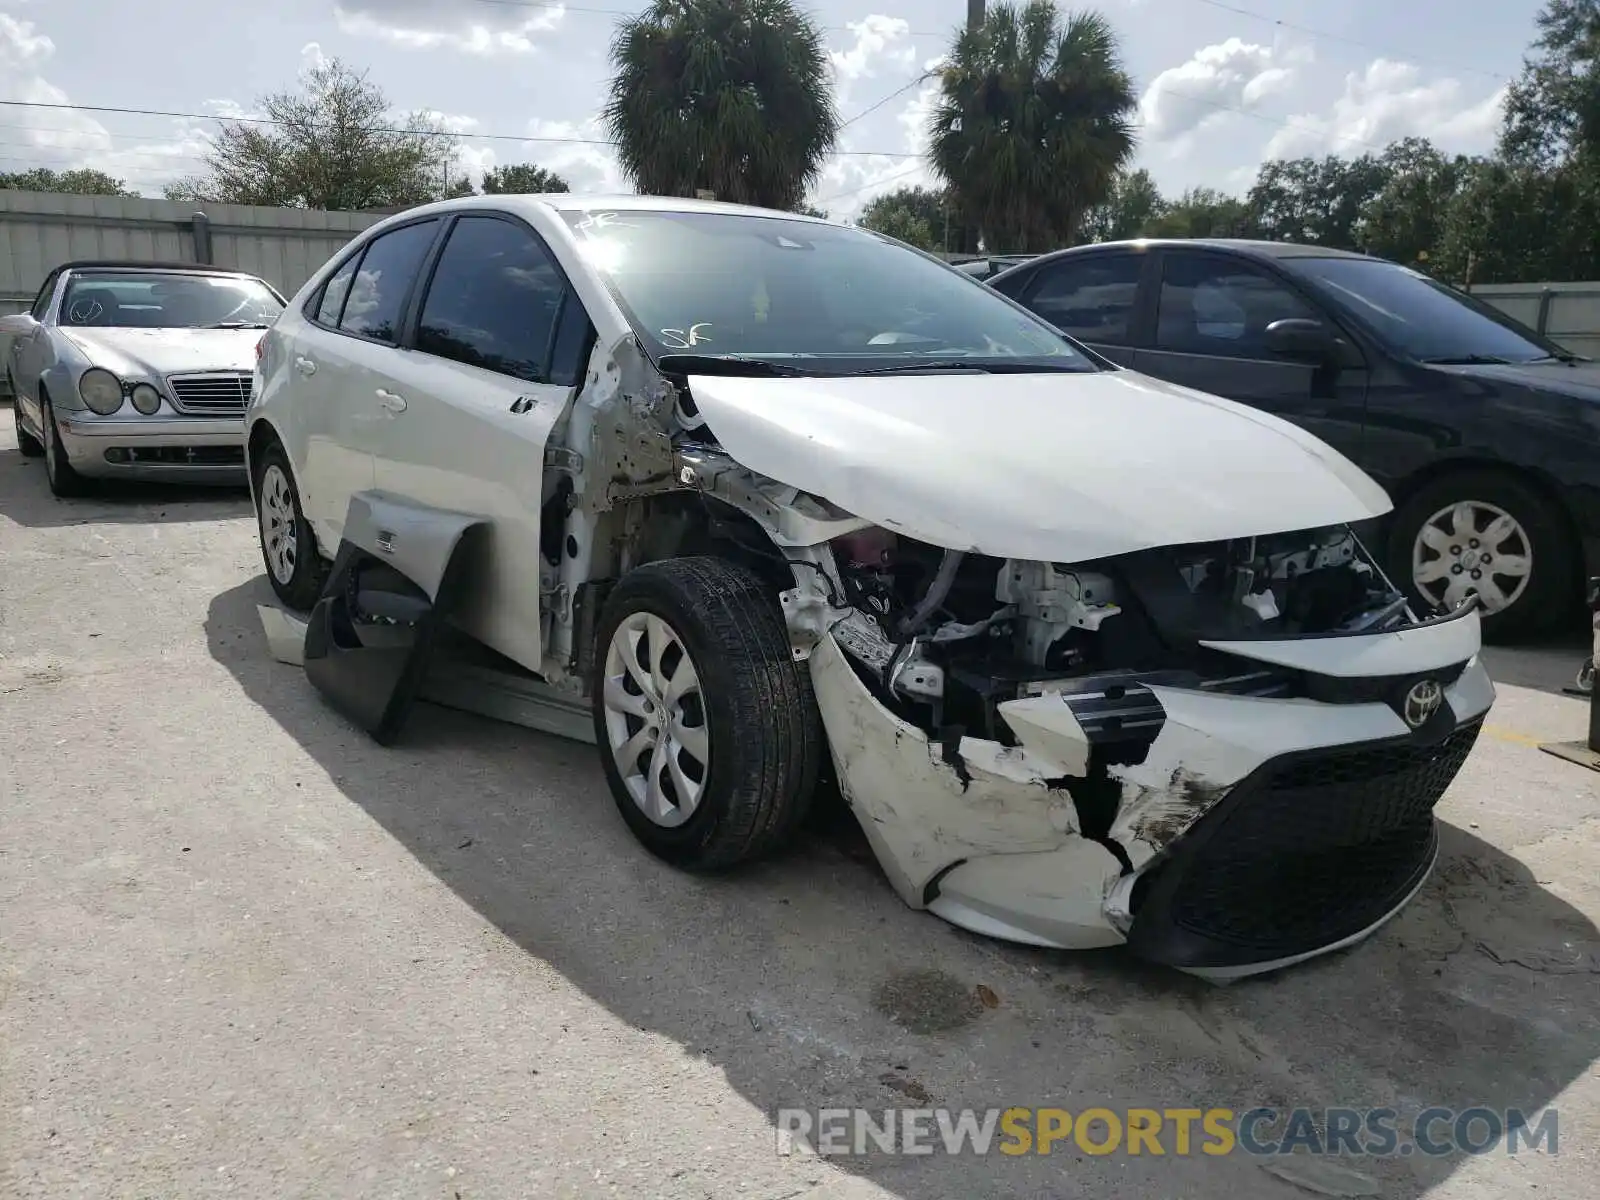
[1481,633,1592,698]
[0,443,251,528]
[205,576,1600,1197]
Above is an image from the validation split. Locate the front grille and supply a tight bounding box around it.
[115,445,245,466]
[1125,721,1480,968]
[167,372,251,415]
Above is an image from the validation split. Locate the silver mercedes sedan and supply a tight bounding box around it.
[3,261,286,495]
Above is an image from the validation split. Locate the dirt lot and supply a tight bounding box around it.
[2,412,1597,1199]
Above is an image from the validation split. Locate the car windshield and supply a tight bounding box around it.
[558,208,1093,374]
[1291,256,1569,364]
[59,271,283,330]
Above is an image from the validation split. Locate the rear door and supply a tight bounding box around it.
[291,217,443,537]
[369,211,595,672]
[997,250,1149,367]
[1132,249,1369,462]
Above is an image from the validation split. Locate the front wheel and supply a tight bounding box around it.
[1386,469,1573,641]
[41,393,88,497]
[592,557,822,871]
[252,440,329,610]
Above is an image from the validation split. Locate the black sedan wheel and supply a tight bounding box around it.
[1388,469,1572,641]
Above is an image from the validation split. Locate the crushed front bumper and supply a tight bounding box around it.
[55,411,246,482]
[808,605,1495,979]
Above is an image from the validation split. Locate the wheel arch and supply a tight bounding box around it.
[246,417,284,502]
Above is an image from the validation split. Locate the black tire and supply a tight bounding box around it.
[591,556,822,871]
[252,438,330,610]
[1386,468,1574,642]
[10,386,43,458]
[40,392,89,497]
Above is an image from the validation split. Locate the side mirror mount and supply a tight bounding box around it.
[0,313,37,335]
[1265,317,1339,362]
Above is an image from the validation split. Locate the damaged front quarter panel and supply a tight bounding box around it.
[806,634,1124,948]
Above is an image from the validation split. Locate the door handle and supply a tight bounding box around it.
[294,356,316,376]
[375,388,407,413]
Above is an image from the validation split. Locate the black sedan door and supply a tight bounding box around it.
[996,249,1147,368]
[1131,249,1370,463]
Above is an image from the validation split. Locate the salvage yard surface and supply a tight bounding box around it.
[1,413,1597,1199]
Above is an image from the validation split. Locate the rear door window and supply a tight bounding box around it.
[337,220,439,343]
[1155,254,1319,359]
[1023,254,1143,344]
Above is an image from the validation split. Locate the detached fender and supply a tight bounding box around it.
[302,490,489,746]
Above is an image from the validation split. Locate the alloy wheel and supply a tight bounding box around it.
[601,611,711,828]
[259,464,299,587]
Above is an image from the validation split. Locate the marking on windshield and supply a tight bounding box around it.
[660,323,713,349]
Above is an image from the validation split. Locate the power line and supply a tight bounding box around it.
[1181,0,1509,81]
[839,72,934,131]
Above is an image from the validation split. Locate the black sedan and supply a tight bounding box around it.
[989,239,1600,639]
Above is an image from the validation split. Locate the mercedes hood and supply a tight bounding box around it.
[60,327,261,378]
[685,367,1393,563]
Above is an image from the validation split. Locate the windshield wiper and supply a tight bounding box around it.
[1419,354,1514,365]
[838,358,1087,376]
[656,353,812,378]
[1528,350,1590,364]
[205,321,272,329]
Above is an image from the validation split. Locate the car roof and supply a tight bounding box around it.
[1010,238,1373,268]
[372,192,841,228]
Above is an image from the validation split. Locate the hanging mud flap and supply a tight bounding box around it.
[303,492,488,746]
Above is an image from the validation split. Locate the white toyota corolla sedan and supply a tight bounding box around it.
[246,194,1495,980]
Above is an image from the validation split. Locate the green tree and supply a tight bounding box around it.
[930,3,1138,251]
[1501,0,1600,169]
[1355,138,1468,268]
[1247,154,1391,249]
[1079,168,1165,242]
[1436,159,1600,285]
[858,186,949,250]
[792,202,830,218]
[1146,187,1252,238]
[481,164,570,194]
[0,167,136,197]
[603,0,839,209]
[165,58,460,210]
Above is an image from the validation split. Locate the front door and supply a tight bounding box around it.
[1132,250,1370,463]
[371,213,595,673]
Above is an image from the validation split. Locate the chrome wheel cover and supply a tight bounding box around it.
[601,611,710,828]
[259,464,299,586]
[1412,500,1532,614]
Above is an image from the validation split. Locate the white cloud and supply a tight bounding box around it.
[333,0,565,55]
[815,77,940,221]
[1141,38,1308,143]
[830,15,916,92]
[503,116,627,194]
[0,14,212,193]
[1261,59,1507,160]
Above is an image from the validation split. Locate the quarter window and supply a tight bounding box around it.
[337,220,439,343]
[315,255,359,327]
[30,272,60,320]
[1155,255,1318,358]
[1025,255,1142,344]
[415,216,568,382]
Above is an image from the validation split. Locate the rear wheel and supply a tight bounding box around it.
[41,392,88,497]
[592,557,821,871]
[1387,469,1572,641]
[253,440,329,610]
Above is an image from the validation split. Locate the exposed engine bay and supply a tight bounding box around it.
[823,521,1409,753]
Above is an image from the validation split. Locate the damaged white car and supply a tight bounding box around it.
[248,195,1494,980]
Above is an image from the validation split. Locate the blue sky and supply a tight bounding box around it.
[0,0,1545,218]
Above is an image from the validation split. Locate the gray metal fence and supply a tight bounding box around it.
[1471,281,1600,359]
[1,189,380,395]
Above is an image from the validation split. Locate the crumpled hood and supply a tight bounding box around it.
[59,327,260,378]
[686,367,1393,562]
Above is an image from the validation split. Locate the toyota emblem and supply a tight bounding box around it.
[1403,679,1444,728]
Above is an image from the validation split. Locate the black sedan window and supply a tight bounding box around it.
[1292,257,1567,364]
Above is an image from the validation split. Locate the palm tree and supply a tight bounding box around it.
[930,4,1138,252]
[603,0,839,209]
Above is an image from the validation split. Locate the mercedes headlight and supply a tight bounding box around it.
[78,368,124,415]
[130,383,162,415]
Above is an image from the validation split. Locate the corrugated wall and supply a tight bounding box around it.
[1,190,381,394]
[1471,281,1600,360]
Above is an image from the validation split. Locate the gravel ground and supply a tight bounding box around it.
[2,412,1597,1199]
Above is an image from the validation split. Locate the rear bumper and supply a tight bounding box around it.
[55,412,245,481]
